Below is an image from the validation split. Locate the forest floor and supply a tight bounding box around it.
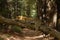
[0,28,55,40]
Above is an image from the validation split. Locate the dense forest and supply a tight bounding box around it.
[0,0,60,40]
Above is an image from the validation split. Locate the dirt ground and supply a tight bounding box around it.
[0,28,54,40]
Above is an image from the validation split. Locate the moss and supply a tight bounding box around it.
[12,26,22,33]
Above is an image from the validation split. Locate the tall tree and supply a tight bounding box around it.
[37,0,57,26]
[0,0,11,18]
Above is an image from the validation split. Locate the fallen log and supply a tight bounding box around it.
[0,16,28,27]
[0,16,60,40]
[39,25,60,40]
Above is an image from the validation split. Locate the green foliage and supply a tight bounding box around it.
[11,26,22,33]
[28,0,37,18]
